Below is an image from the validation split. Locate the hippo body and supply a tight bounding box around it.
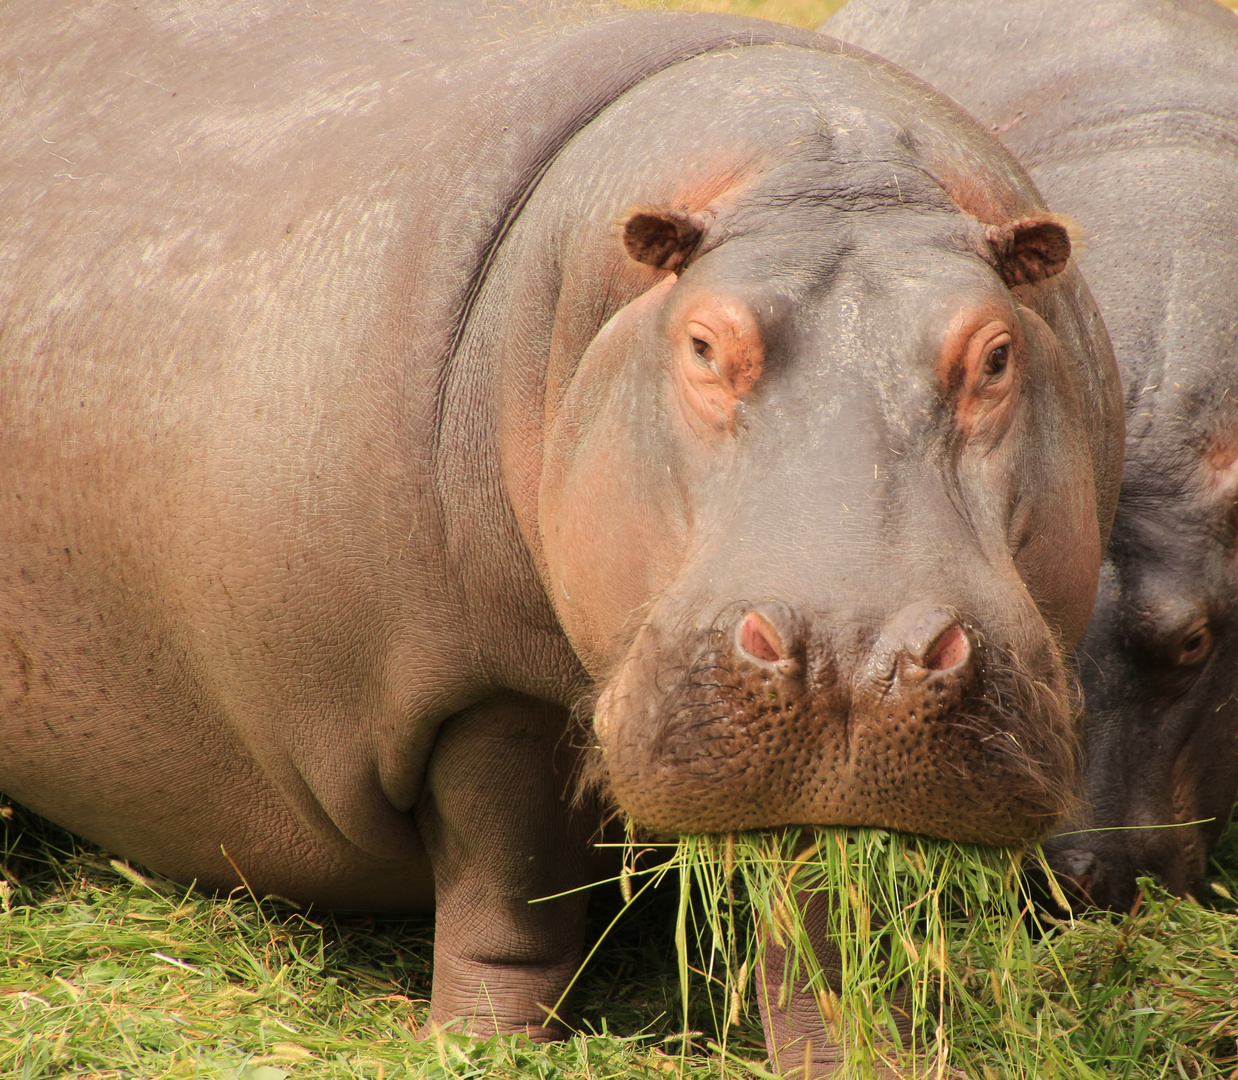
[826,0,1238,909]
[1,0,1120,1044]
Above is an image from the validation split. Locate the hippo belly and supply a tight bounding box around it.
[2,0,1123,1047]
[825,0,1238,909]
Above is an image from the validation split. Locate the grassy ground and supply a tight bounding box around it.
[3,795,1237,1079]
[0,799,766,1080]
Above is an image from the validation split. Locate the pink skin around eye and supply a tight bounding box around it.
[937,306,1022,438]
[672,299,763,436]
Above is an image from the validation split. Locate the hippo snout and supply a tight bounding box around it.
[734,602,974,681]
[1043,811,1214,913]
[593,595,1078,845]
[731,601,981,725]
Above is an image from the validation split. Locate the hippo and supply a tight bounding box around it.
[826,0,1238,912]
[0,0,1121,1062]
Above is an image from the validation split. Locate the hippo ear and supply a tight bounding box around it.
[985,216,1073,287]
[620,207,712,272]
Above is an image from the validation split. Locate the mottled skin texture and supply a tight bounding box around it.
[826,0,1238,912]
[1,0,1120,1061]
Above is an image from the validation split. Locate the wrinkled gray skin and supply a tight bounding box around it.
[827,0,1238,911]
[1,0,1121,1057]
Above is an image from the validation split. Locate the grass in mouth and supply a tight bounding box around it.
[645,825,1238,1079]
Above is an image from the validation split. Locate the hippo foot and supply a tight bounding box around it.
[755,893,865,1079]
[759,973,898,1080]
[423,953,580,1041]
[761,982,967,1080]
[414,694,601,1044]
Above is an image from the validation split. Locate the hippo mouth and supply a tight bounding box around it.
[588,606,1080,847]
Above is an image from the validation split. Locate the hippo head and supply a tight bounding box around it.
[1045,410,1238,909]
[495,45,1122,848]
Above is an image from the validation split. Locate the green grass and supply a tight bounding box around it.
[3,796,1238,1079]
[0,799,751,1079]
[667,826,1238,1079]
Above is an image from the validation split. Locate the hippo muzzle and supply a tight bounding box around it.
[594,588,1078,846]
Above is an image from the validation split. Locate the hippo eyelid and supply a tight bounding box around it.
[1176,619,1212,666]
[984,342,1010,377]
[976,328,1013,383]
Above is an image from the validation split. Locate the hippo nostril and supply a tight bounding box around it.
[1055,847,1097,882]
[738,611,783,664]
[880,604,974,681]
[1050,847,1098,905]
[923,622,969,672]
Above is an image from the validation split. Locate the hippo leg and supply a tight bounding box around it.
[758,900,847,1080]
[415,694,597,1040]
[758,894,914,1080]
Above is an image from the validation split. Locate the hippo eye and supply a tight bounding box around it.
[983,343,1010,378]
[691,337,715,365]
[1177,621,1212,666]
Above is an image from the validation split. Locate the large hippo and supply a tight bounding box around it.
[826,0,1238,911]
[0,0,1121,1056]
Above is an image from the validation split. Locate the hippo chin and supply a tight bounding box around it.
[1,0,1119,1048]
[826,0,1238,912]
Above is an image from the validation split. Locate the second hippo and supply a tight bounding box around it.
[828,0,1238,909]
